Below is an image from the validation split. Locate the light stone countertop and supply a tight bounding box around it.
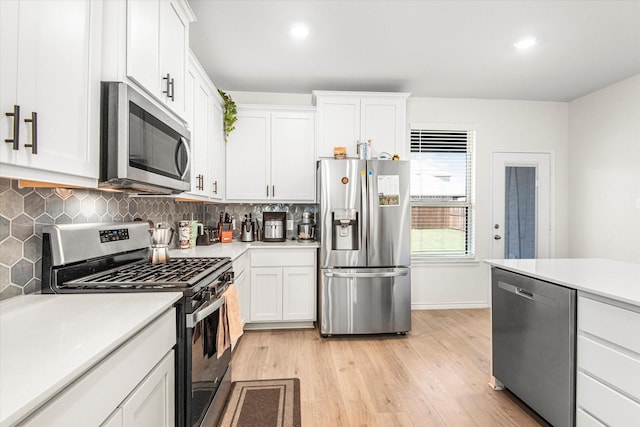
[169,240,319,261]
[0,292,182,427]
[485,258,640,307]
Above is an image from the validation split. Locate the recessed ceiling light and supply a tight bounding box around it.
[290,23,309,39]
[514,37,537,50]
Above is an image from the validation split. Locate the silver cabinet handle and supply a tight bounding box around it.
[186,296,225,328]
[24,111,37,154]
[5,105,20,150]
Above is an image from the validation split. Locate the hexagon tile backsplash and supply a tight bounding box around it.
[0,178,206,300]
[0,178,315,301]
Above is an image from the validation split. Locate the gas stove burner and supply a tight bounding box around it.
[66,257,230,289]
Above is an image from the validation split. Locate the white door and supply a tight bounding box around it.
[491,152,551,259]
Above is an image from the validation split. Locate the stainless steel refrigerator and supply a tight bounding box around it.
[317,159,411,335]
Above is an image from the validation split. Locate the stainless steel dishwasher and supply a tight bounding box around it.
[491,267,576,427]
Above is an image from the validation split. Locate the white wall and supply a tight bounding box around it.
[568,74,640,263]
[407,98,569,308]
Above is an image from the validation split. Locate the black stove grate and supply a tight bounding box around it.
[67,257,230,288]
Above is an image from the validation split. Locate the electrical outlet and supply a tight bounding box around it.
[287,219,294,231]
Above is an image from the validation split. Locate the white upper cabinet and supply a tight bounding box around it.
[0,0,102,187]
[126,0,194,119]
[313,91,410,160]
[226,106,316,202]
[182,52,225,200]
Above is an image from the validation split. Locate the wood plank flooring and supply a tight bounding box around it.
[228,309,548,426]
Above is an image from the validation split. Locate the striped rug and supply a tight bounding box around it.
[218,378,301,427]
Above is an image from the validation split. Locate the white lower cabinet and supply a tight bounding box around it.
[233,251,249,326]
[248,249,316,326]
[101,351,174,427]
[19,309,176,427]
[576,293,640,426]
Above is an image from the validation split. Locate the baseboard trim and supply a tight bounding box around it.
[244,321,315,330]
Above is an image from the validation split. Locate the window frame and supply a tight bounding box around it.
[409,126,476,260]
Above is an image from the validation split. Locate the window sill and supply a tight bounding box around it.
[411,256,480,266]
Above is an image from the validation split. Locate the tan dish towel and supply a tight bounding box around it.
[216,283,244,357]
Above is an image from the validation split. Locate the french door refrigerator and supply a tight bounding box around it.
[318,158,411,335]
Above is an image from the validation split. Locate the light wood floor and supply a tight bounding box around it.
[230,309,548,426]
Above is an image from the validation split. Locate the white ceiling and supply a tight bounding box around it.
[188,0,640,102]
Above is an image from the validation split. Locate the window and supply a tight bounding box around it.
[410,129,475,257]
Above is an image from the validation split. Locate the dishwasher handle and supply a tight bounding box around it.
[498,281,535,300]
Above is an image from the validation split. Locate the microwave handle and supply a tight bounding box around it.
[175,137,191,179]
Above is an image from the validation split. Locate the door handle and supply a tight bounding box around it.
[494,234,502,240]
[4,105,20,150]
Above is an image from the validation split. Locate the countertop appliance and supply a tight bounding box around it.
[41,222,233,427]
[99,82,191,194]
[317,159,411,335]
[240,214,255,242]
[263,212,286,242]
[491,267,576,427]
[297,211,316,242]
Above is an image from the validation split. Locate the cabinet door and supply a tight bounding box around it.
[209,100,225,200]
[191,79,212,197]
[1,0,101,183]
[316,96,360,158]
[282,267,316,321]
[121,351,175,427]
[270,112,316,201]
[127,0,160,95]
[225,110,270,201]
[234,269,247,326]
[250,267,282,321]
[360,97,407,159]
[159,0,188,118]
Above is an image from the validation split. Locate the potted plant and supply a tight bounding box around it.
[218,90,237,142]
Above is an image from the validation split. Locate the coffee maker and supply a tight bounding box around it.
[263,212,286,242]
[148,223,174,263]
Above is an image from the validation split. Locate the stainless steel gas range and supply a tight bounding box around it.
[41,222,233,427]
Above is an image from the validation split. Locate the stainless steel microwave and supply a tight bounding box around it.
[99,82,191,194]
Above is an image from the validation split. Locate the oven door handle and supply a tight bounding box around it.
[186,296,225,328]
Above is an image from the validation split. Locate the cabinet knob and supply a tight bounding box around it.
[494,235,502,240]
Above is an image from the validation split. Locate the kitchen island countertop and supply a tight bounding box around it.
[169,239,319,260]
[0,292,182,427]
[485,258,640,306]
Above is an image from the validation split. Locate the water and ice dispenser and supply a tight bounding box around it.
[331,208,359,250]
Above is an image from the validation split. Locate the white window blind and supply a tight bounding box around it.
[410,129,475,257]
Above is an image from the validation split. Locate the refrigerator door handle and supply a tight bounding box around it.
[360,168,368,255]
[323,269,409,278]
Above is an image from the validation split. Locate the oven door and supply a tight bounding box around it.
[186,296,231,427]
